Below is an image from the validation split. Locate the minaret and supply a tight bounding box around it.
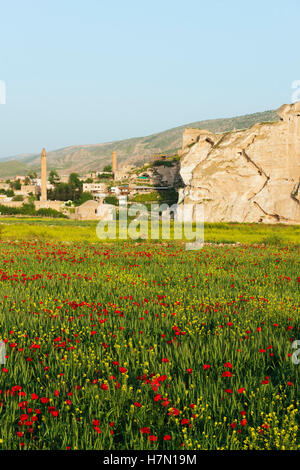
[41,148,47,204]
[112,151,117,174]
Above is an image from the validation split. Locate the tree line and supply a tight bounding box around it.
[47,171,93,205]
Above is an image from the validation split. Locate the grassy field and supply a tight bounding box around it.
[0,217,300,245]
[0,219,299,450]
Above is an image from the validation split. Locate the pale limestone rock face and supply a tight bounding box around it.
[180,130,216,186]
[179,102,300,224]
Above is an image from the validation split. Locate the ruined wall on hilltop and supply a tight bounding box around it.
[178,102,300,224]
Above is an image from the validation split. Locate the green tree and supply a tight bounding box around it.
[27,171,37,179]
[10,180,21,190]
[75,191,94,206]
[68,173,83,201]
[49,170,60,185]
[104,195,118,205]
[28,193,37,203]
[0,189,14,197]
[103,164,112,172]
[48,182,70,201]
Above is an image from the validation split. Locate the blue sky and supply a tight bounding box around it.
[0,0,300,158]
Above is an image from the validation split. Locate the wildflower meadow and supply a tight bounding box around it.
[0,237,299,450]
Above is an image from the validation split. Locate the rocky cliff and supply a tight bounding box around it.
[178,102,300,224]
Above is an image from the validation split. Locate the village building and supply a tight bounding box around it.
[0,182,11,191]
[14,175,27,183]
[0,194,12,203]
[82,182,108,200]
[83,171,99,181]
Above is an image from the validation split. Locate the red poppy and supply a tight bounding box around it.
[140,427,151,434]
[181,418,189,425]
[224,362,232,369]
[222,371,232,378]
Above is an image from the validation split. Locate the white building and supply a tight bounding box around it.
[83,183,107,199]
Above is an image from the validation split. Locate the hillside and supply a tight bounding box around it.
[0,109,279,178]
[0,159,29,178]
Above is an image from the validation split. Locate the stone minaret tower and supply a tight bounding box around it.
[41,148,47,204]
[112,151,117,174]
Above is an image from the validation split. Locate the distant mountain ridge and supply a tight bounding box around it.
[0,109,279,178]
